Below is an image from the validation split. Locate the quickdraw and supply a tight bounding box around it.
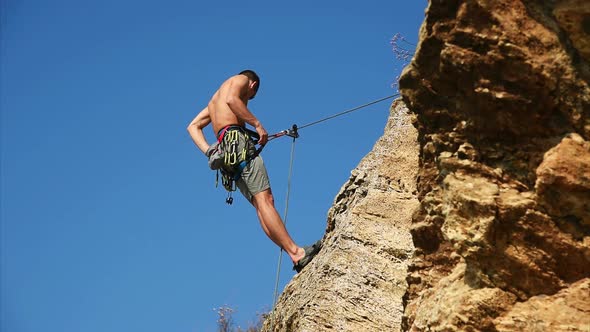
[267,124,299,142]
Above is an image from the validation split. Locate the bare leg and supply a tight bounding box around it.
[252,189,305,263]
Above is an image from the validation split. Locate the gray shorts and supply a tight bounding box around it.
[236,155,271,202]
[220,127,270,202]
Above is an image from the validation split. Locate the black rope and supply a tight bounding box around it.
[297,93,399,130]
[265,94,398,143]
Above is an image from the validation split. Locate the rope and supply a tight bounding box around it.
[270,134,297,329]
[297,93,399,130]
[267,93,398,327]
[264,94,399,144]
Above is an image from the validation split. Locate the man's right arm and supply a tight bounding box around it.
[187,106,211,155]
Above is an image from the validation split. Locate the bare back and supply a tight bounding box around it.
[208,75,250,135]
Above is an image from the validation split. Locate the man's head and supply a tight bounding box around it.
[239,69,260,100]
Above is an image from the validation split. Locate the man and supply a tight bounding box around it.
[187,70,320,272]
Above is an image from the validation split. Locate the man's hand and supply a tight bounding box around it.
[205,142,219,157]
[255,123,268,146]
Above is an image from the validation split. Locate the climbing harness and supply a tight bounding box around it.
[213,125,261,204]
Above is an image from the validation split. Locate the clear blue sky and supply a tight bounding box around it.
[1,1,425,331]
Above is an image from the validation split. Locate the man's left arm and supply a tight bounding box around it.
[187,107,211,155]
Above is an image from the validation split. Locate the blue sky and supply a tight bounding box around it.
[1,1,425,331]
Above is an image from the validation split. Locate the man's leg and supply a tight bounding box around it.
[252,189,305,264]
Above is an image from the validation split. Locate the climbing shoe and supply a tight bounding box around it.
[293,239,322,273]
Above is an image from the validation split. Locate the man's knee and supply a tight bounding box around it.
[253,189,274,208]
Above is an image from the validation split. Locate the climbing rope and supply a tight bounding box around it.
[264,93,399,143]
[267,131,297,331]
[268,93,399,316]
[272,133,297,307]
[297,93,399,130]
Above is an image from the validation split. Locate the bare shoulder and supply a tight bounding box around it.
[228,74,249,89]
[231,74,248,83]
[218,75,246,93]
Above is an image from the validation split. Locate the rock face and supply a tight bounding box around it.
[399,0,590,331]
[262,100,420,331]
[264,1,590,331]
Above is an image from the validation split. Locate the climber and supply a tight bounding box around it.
[187,69,321,272]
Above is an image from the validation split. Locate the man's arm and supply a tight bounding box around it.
[225,76,268,145]
[187,106,211,154]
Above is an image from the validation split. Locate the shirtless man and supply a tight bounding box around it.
[187,70,320,272]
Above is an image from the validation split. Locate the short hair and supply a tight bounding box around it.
[239,69,260,93]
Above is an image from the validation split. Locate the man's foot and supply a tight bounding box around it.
[293,240,322,273]
[292,247,306,264]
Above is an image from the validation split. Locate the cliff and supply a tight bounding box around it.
[400,0,589,330]
[264,0,590,331]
